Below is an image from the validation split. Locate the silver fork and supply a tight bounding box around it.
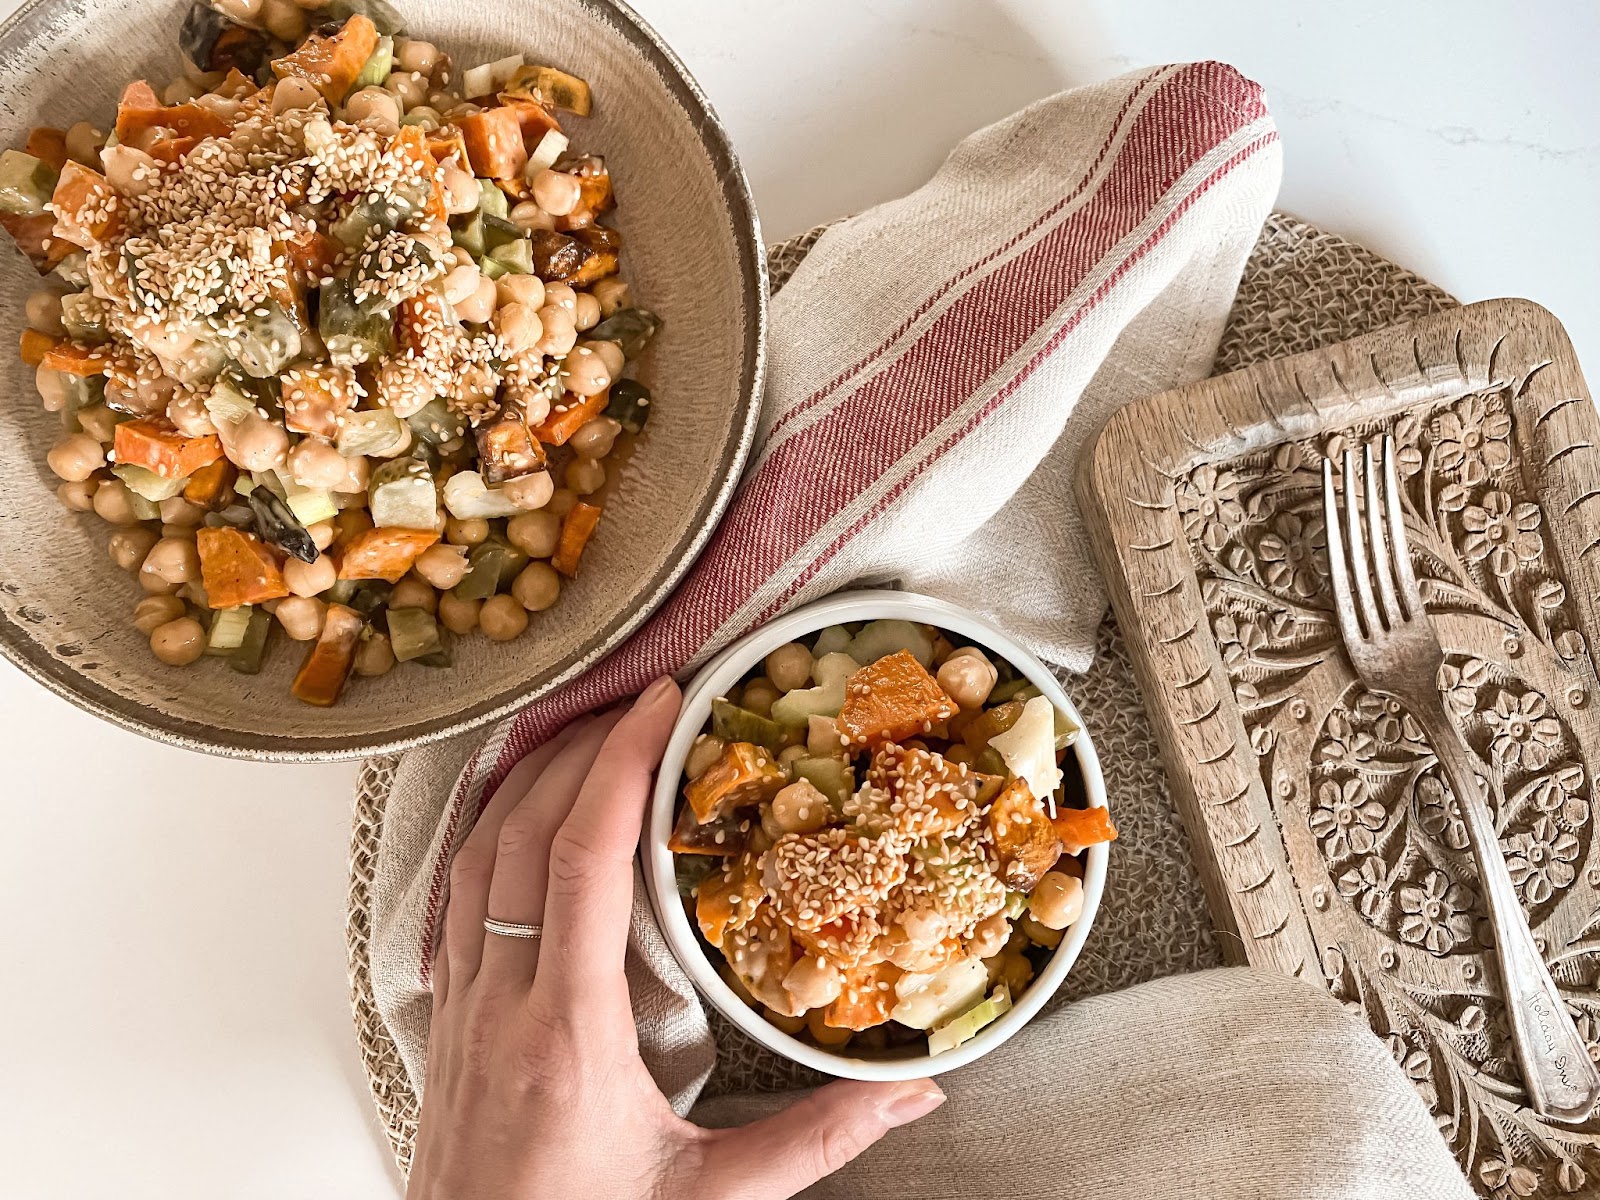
[1323,436,1600,1123]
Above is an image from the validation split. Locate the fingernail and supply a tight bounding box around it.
[640,674,676,704]
[881,1081,945,1127]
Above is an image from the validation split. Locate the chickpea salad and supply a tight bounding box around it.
[6,0,658,704]
[671,621,1117,1057]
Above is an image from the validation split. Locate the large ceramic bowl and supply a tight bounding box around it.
[0,0,764,759]
[643,590,1109,1081]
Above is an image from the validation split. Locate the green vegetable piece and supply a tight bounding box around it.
[0,150,58,217]
[228,608,274,675]
[319,279,395,367]
[353,35,394,89]
[477,255,508,281]
[710,697,787,753]
[675,854,716,897]
[452,544,506,601]
[330,193,417,249]
[406,397,467,446]
[480,213,522,252]
[987,676,1033,704]
[414,631,454,668]
[810,625,853,658]
[387,606,442,662]
[279,477,338,528]
[485,237,533,275]
[350,233,441,315]
[53,251,90,288]
[603,379,651,434]
[588,308,660,359]
[348,581,392,617]
[1003,891,1028,920]
[231,302,302,378]
[368,457,441,529]
[790,757,853,809]
[450,210,486,257]
[319,0,404,35]
[476,178,509,220]
[846,619,935,669]
[206,605,254,655]
[324,579,359,605]
[59,293,108,343]
[926,985,1013,1056]
[1054,706,1081,752]
[112,463,187,502]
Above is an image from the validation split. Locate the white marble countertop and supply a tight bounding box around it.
[2,2,1596,1194]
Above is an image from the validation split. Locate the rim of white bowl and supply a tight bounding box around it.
[643,589,1109,1081]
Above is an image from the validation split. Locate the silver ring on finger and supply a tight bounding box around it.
[483,918,543,939]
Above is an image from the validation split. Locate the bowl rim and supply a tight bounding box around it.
[0,0,768,761]
[642,589,1109,1081]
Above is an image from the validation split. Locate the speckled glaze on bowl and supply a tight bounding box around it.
[0,0,765,759]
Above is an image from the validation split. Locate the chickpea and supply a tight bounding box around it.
[328,453,369,496]
[211,0,261,19]
[783,955,843,1010]
[545,488,578,519]
[440,262,481,306]
[57,479,98,512]
[383,69,428,110]
[133,594,187,635]
[564,416,620,464]
[1027,871,1084,932]
[764,642,813,693]
[445,516,489,547]
[108,527,159,571]
[564,456,606,496]
[447,245,473,270]
[35,365,71,413]
[142,536,200,585]
[272,76,324,115]
[440,162,478,215]
[937,652,998,711]
[413,544,469,590]
[530,168,581,216]
[683,733,726,780]
[166,391,216,437]
[771,779,830,835]
[967,913,1011,960]
[504,470,554,511]
[806,715,841,757]
[158,497,204,527]
[47,432,104,482]
[64,121,104,167]
[342,86,399,133]
[493,301,543,356]
[304,521,336,551]
[508,200,556,234]
[778,744,808,770]
[149,616,205,666]
[437,591,481,634]
[283,553,336,597]
[741,677,779,718]
[511,561,561,612]
[479,594,528,641]
[944,742,975,766]
[590,339,625,379]
[92,480,142,526]
[220,412,288,472]
[354,631,396,677]
[763,1006,807,1036]
[393,37,439,76]
[389,576,438,614]
[570,291,600,332]
[534,303,576,356]
[543,282,577,313]
[455,274,498,324]
[495,274,544,311]
[261,0,308,42]
[138,559,181,594]
[275,595,326,641]
[806,1007,852,1048]
[590,276,631,318]
[25,289,64,336]
[286,438,350,490]
[77,404,120,445]
[162,78,201,105]
[559,343,612,397]
[997,952,1035,997]
[505,510,560,558]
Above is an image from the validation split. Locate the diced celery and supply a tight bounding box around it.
[325,579,358,605]
[278,476,339,527]
[319,279,395,366]
[1054,706,1081,751]
[846,619,935,669]
[1003,891,1028,920]
[485,237,533,275]
[589,308,660,360]
[462,63,496,99]
[442,470,522,519]
[769,653,858,726]
[406,397,467,446]
[481,213,522,251]
[476,179,509,220]
[112,463,187,502]
[353,35,394,90]
[926,985,1012,1056]
[524,129,569,175]
[206,605,254,655]
[414,632,453,668]
[249,469,288,500]
[452,544,505,600]
[369,459,441,529]
[336,408,409,458]
[604,379,651,434]
[0,150,58,217]
[790,757,853,809]
[449,210,486,257]
[59,292,108,343]
[228,608,273,675]
[675,854,716,897]
[711,698,786,753]
[988,676,1033,704]
[811,625,853,657]
[477,255,508,281]
[387,606,442,662]
[232,303,302,379]
[53,250,89,288]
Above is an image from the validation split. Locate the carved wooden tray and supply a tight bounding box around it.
[1079,299,1600,1194]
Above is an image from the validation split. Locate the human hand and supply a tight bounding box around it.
[407,676,946,1200]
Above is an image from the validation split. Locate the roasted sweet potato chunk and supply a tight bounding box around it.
[668,804,749,857]
[1050,804,1118,855]
[196,527,290,609]
[837,650,959,749]
[271,13,378,102]
[695,854,766,949]
[552,501,602,578]
[531,390,607,446]
[864,743,1001,836]
[457,105,526,179]
[51,161,121,247]
[337,526,440,583]
[685,741,787,823]
[1,210,71,274]
[474,408,546,483]
[291,603,363,707]
[39,339,115,376]
[824,960,903,1030]
[281,363,357,439]
[182,457,239,510]
[113,417,223,480]
[988,778,1062,891]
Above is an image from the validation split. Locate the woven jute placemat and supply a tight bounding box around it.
[346,211,1457,1173]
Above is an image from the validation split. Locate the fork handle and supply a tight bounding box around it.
[1413,703,1600,1122]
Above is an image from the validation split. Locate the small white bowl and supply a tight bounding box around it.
[643,589,1108,1080]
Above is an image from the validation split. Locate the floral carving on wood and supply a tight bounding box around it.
[1182,386,1600,1195]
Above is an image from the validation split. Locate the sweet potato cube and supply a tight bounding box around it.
[337,526,440,583]
[388,126,446,223]
[271,13,378,102]
[564,226,621,286]
[684,741,787,823]
[114,79,230,147]
[19,328,55,366]
[25,127,68,172]
[824,960,903,1031]
[281,363,357,439]
[196,527,290,609]
[291,603,363,707]
[988,778,1062,891]
[552,501,602,578]
[837,650,959,749]
[668,804,748,857]
[1050,805,1118,855]
[114,417,223,480]
[457,106,527,179]
[182,457,238,510]
[695,854,765,949]
[865,743,1000,836]
[474,408,546,483]
[554,156,612,232]
[1,210,71,274]
[51,161,121,247]
[39,339,115,376]
[496,96,561,147]
[531,390,607,446]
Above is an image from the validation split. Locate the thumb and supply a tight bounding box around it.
[699,1078,945,1200]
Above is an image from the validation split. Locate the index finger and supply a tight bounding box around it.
[531,676,681,1011]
